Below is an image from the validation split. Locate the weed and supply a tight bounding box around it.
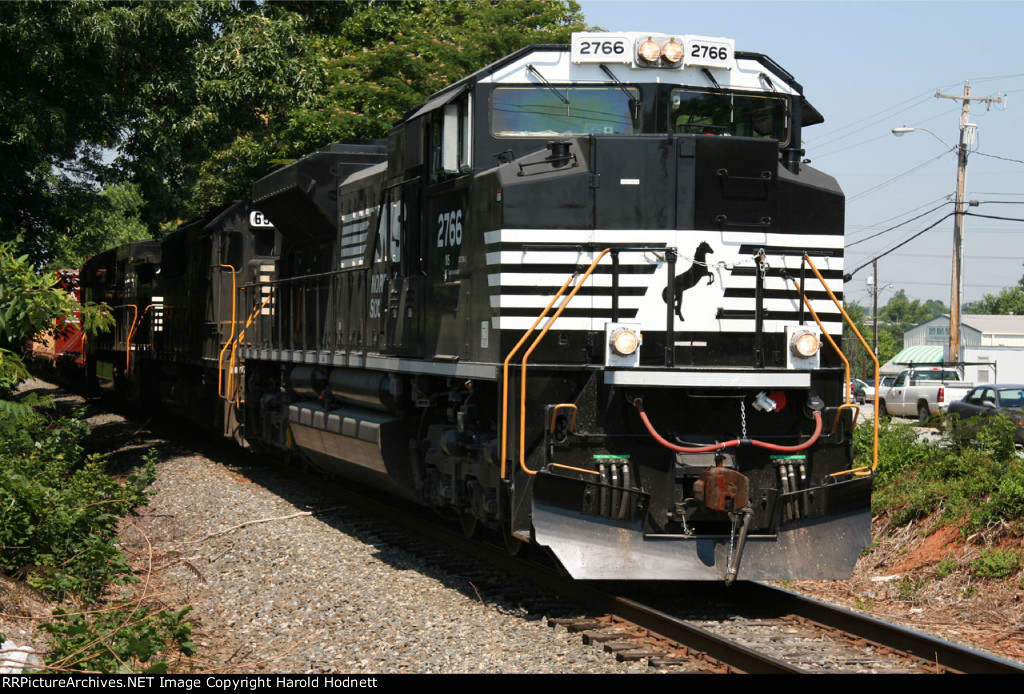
[43,605,196,673]
[970,548,1022,580]
[860,414,1024,536]
[935,557,958,579]
[1,395,194,673]
[895,576,928,601]
[854,595,875,611]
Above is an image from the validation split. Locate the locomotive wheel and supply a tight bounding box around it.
[459,510,480,539]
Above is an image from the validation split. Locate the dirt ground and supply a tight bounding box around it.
[783,516,1024,665]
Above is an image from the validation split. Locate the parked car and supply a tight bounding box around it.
[850,378,867,404]
[863,375,894,403]
[877,367,972,422]
[947,384,1024,445]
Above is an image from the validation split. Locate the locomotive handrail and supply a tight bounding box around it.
[786,276,861,435]
[801,254,880,473]
[225,293,273,405]
[500,273,577,478]
[122,304,137,371]
[518,248,612,477]
[126,304,153,373]
[217,264,238,398]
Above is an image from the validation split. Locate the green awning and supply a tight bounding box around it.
[890,345,945,366]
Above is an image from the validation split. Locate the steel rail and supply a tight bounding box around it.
[740,582,1024,674]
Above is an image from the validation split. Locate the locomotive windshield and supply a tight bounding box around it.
[489,85,789,141]
[491,86,641,136]
[671,88,788,140]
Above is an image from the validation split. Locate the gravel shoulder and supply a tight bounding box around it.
[3,380,650,674]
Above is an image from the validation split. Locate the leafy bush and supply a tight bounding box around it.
[935,557,958,579]
[0,241,113,396]
[970,548,1022,579]
[860,413,1024,534]
[0,405,155,602]
[43,605,196,674]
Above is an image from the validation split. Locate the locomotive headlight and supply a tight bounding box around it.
[638,39,661,63]
[790,330,820,358]
[610,327,641,356]
[661,40,683,64]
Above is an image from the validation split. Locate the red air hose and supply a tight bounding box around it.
[633,398,823,454]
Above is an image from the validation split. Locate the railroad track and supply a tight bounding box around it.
[295,461,1024,674]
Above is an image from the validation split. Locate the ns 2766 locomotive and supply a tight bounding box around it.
[81,32,877,583]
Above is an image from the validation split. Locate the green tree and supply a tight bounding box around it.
[878,289,938,328]
[844,291,949,374]
[287,0,585,146]
[0,243,113,394]
[45,183,150,270]
[1,1,586,264]
[966,286,1024,315]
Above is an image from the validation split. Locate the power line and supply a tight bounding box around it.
[847,151,951,203]
[805,91,935,149]
[847,201,951,247]
[845,213,955,279]
[973,151,1024,166]
[846,194,951,235]
[964,211,1024,223]
[813,102,957,159]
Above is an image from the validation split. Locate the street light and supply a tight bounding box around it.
[891,122,971,364]
[890,126,957,150]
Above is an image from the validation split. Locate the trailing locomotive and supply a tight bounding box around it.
[81,32,876,582]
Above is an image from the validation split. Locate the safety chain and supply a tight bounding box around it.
[652,247,771,273]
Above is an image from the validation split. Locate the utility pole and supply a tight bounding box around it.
[866,260,891,360]
[934,81,1002,363]
[872,259,879,356]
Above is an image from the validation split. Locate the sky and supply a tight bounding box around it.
[577,0,1024,309]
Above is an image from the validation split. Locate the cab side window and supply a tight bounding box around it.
[430,94,472,182]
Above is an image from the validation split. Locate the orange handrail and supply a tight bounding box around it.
[787,277,860,434]
[217,265,238,397]
[226,294,272,405]
[518,249,611,476]
[801,254,880,472]
[499,273,578,478]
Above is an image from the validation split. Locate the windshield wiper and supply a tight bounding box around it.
[599,64,641,122]
[701,68,721,90]
[527,65,569,105]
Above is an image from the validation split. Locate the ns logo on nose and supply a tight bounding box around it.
[663,241,714,322]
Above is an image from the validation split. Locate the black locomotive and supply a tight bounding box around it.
[81,32,874,582]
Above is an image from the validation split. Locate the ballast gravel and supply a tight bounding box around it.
[124,443,652,674]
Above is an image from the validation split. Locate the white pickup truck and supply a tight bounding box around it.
[877,366,972,421]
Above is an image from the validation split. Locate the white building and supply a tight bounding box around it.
[889,314,1024,384]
